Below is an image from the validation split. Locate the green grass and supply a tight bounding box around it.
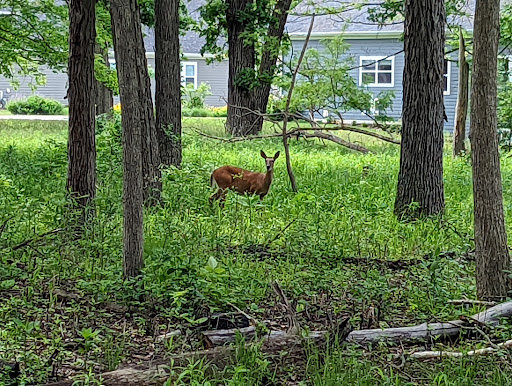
[0,109,12,115]
[1,117,512,385]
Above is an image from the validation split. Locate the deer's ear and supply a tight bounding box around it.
[260,150,267,159]
[274,151,280,160]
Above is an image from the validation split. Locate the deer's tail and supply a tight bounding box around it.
[210,173,218,189]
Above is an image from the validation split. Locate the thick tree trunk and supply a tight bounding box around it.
[394,0,445,218]
[155,0,182,167]
[453,29,469,157]
[94,43,113,116]
[251,0,293,133]
[226,0,258,136]
[111,0,161,206]
[67,0,96,211]
[110,0,147,278]
[470,0,510,301]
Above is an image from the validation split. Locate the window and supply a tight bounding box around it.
[443,59,451,96]
[181,62,197,89]
[359,56,394,87]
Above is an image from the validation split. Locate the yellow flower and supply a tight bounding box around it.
[113,103,121,112]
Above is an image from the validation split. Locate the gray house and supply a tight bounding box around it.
[285,1,477,131]
[0,0,480,131]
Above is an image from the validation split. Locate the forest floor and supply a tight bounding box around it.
[1,117,512,385]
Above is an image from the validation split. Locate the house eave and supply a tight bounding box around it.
[288,30,403,40]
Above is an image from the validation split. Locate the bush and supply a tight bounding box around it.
[182,106,227,118]
[182,83,212,109]
[7,95,64,115]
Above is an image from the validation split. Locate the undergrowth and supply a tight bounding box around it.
[0,117,511,384]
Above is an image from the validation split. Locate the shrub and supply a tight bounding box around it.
[182,83,212,109]
[7,95,64,115]
[182,107,209,117]
[182,106,227,118]
[209,105,228,117]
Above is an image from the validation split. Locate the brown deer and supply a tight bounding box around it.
[209,150,280,206]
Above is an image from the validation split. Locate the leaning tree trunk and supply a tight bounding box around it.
[155,0,182,167]
[394,0,445,218]
[453,28,469,157]
[251,0,293,133]
[67,0,96,212]
[94,43,114,116]
[110,0,148,278]
[111,0,161,206]
[470,0,510,301]
[226,0,258,137]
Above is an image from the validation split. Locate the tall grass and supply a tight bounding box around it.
[0,118,511,384]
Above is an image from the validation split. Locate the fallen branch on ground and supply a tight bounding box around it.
[297,130,370,153]
[448,299,497,307]
[11,228,63,251]
[410,339,512,359]
[202,299,512,347]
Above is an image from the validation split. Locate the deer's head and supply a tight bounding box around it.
[261,150,280,172]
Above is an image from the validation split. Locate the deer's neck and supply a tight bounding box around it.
[263,170,274,190]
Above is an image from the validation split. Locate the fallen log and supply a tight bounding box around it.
[203,299,512,347]
[44,301,512,386]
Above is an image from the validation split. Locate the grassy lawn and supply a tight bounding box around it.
[0,109,12,115]
[1,117,512,384]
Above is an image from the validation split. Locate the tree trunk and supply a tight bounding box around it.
[225,0,258,136]
[111,0,161,206]
[66,0,96,211]
[155,0,182,167]
[251,0,293,133]
[110,0,147,278]
[470,0,510,301]
[94,43,114,116]
[394,0,445,218]
[453,28,469,157]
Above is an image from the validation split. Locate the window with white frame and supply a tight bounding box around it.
[359,56,394,87]
[181,62,197,88]
[443,59,451,95]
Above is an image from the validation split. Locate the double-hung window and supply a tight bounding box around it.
[181,62,198,88]
[359,56,394,87]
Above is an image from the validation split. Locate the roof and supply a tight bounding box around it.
[143,0,207,55]
[144,0,483,53]
[286,0,475,38]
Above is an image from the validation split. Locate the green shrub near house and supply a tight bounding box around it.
[7,95,64,115]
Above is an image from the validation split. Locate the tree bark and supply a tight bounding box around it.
[251,0,293,132]
[94,43,114,116]
[110,0,148,278]
[453,28,469,157]
[470,0,510,301]
[66,0,96,211]
[225,0,292,137]
[394,0,445,218]
[155,0,182,167]
[110,0,161,206]
[225,0,257,136]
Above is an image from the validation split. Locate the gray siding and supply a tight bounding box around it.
[0,57,229,109]
[146,57,228,107]
[0,70,68,105]
[292,38,460,132]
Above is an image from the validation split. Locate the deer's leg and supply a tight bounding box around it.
[209,189,222,205]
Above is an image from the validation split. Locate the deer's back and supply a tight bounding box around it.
[212,166,265,195]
